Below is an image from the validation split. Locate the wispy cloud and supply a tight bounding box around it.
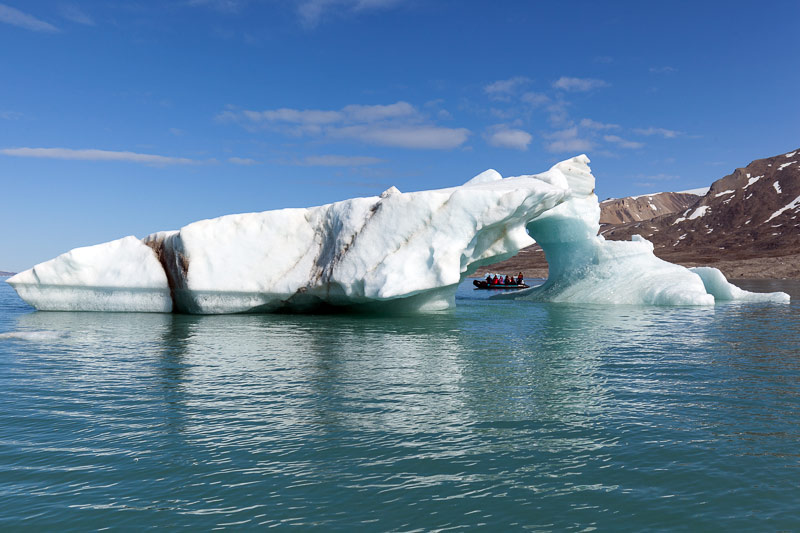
[293,154,384,166]
[330,125,469,149]
[633,173,681,188]
[60,4,94,26]
[0,4,58,32]
[187,0,405,27]
[1,147,205,165]
[220,101,416,129]
[649,66,677,74]
[187,0,246,13]
[1,110,23,120]
[603,134,643,149]
[219,101,470,150]
[579,118,619,130]
[228,156,259,165]
[634,127,682,138]
[520,91,550,108]
[552,77,609,92]
[484,77,531,101]
[484,126,532,151]
[544,127,594,153]
[544,98,570,126]
[297,0,405,28]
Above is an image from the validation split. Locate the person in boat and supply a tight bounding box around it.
[485,274,492,285]
[492,275,499,285]
[504,275,511,285]
[517,272,524,285]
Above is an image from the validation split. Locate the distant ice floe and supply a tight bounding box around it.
[7,156,789,313]
[690,267,790,303]
[0,330,69,342]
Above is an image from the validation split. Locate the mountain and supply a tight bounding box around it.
[599,191,701,225]
[481,148,800,279]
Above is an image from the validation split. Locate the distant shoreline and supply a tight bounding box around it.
[0,272,15,277]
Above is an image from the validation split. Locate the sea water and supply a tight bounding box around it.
[1,277,799,530]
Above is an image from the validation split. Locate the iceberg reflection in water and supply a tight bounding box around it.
[2,279,799,529]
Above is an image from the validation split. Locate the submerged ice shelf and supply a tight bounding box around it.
[7,156,789,313]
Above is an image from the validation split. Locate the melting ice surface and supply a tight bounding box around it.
[6,156,789,313]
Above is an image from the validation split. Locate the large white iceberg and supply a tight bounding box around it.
[7,155,789,313]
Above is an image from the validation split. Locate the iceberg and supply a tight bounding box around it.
[7,155,789,313]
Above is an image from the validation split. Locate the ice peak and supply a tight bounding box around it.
[380,186,401,198]
[463,169,502,186]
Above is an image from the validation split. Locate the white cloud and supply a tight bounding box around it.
[60,4,94,26]
[552,77,609,92]
[219,101,418,128]
[0,4,58,32]
[634,127,682,138]
[580,118,619,130]
[228,156,259,165]
[331,125,469,149]
[545,127,594,153]
[603,134,643,149]
[220,101,469,150]
[485,126,532,151]
[297,155,384,166]
[234,108,344,126]
[1,110,23,120]
[341,101,416,122]
[484,77,530,100]
[1,147,203,165]
[169,128,185,136]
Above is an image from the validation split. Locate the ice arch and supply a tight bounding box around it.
[7,156,788,313]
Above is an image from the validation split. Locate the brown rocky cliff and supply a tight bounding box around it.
[599,192,700,225]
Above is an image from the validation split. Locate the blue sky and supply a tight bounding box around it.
[1,0,798,272]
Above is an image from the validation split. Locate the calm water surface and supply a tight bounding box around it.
[1,277,799,530]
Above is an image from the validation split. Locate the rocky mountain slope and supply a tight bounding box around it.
[481,148,800,279]
[599,191,700,225]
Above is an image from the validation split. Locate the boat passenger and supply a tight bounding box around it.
[492,275,499,285]
[517,272,524,285]
[504,275,511,285]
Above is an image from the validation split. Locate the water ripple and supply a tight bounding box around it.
[1,280,799,529]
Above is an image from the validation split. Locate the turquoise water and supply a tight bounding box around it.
[1,277,799,530]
